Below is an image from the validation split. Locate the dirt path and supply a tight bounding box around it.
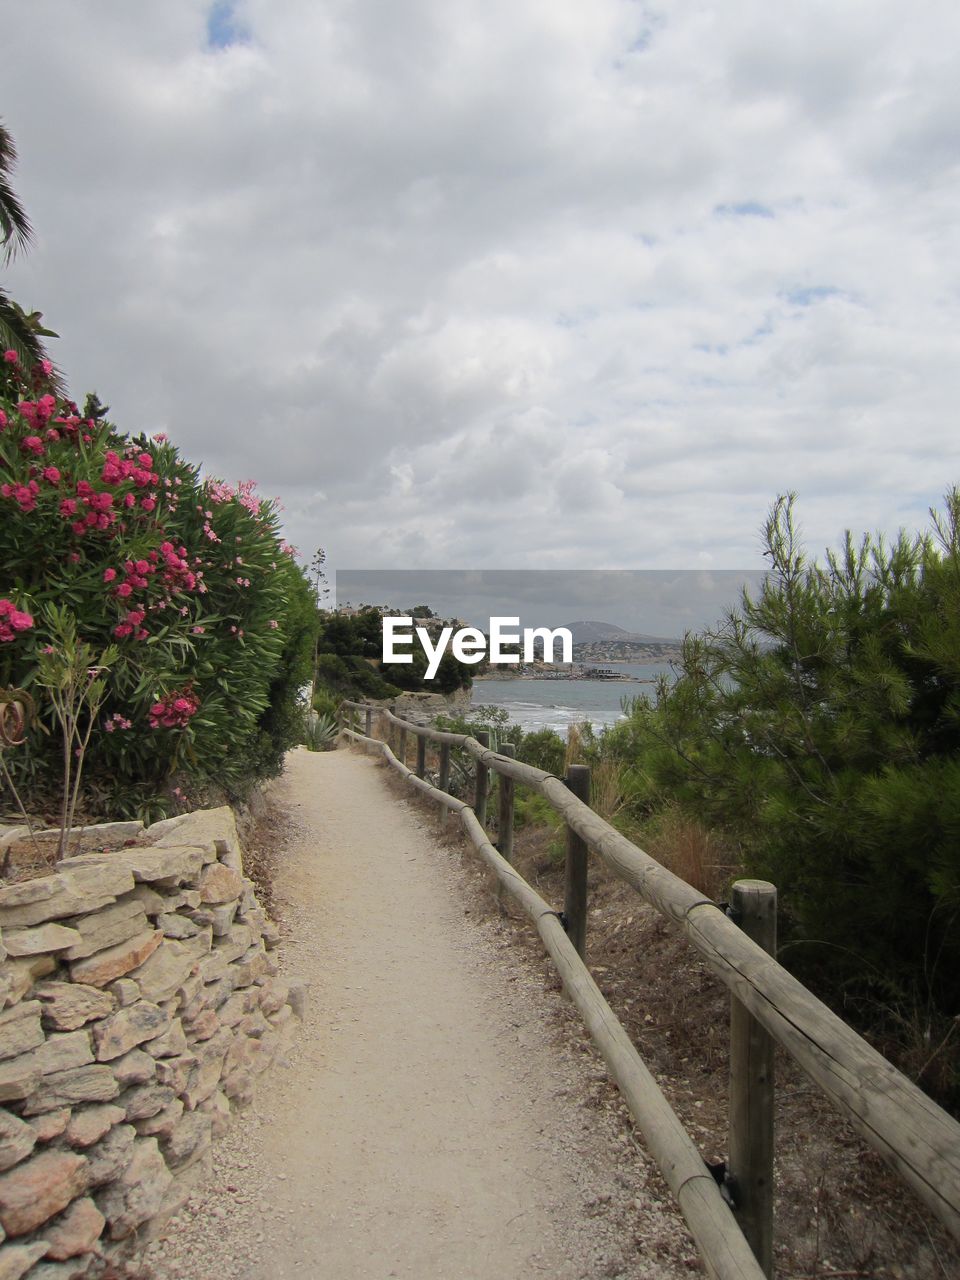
[146,747,692,1279]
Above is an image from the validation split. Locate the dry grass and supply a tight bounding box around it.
[639,804,738,901]
[563,721,590,770]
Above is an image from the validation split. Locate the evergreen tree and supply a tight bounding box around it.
[617,492,960,1036]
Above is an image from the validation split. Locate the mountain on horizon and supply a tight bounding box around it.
[560,620,681,646]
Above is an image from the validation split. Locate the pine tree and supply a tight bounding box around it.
[619,492,960,1042]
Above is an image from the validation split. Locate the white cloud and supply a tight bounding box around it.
[3,0,960,580]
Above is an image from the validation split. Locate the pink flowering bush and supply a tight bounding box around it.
[0,352,315,818]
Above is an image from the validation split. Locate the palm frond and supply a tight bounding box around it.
[0,121,33,264]
[0,287,64,390]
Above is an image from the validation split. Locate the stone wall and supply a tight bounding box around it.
[0,807,302,1279]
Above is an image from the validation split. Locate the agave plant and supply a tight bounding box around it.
[303,712,338,752]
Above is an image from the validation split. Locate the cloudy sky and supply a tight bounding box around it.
[3,1,959,583]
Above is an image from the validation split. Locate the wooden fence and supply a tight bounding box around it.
[338,700,960,1280]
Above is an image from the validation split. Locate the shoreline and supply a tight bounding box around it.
[472,672,652,684]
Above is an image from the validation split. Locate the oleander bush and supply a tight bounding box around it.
[0,350,314,819]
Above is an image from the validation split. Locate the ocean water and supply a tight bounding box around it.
[469,662,676,734]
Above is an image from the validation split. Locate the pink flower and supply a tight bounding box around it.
[141,497,156,512]
[59,498,77,517]
[6,482,39,512]
[3,350,18,364]
[0,410,6,429]
[42,466,61,485]
[0,599,34,643]
[21,436,45,456]
[148,687,199,729]
[103,568,117,583]
[115,582,133,598]
[40,359,53,376]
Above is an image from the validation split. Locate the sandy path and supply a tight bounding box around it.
[147,747,691,1280]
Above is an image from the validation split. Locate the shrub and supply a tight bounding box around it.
[0,351,314,817]
[618,492,960,1029]
[315,606,472,696]
[313,652,399,702]
[517,728,565,776]
[311,687,340,718]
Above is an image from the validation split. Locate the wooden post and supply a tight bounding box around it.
[563,765,590,959]
[438,742,452,830]
[365,707,372,737]
[416,732,426,779]
[398,719,408,768]
[498,743,516,864]
[474,730,490,827]
[495,742,517,911]
[728,879,777,1279]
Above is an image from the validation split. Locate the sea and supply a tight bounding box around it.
[469,662,676,734]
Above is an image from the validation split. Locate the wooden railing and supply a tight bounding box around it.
[338,700,960,1280]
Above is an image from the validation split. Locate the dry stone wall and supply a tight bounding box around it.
[0,807,302,1279]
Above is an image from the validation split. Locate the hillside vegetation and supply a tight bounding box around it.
[587,493,960,1105]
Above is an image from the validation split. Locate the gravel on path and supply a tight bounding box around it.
[145,747,694,1280]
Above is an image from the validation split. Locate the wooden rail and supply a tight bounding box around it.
[338,700,960,1276]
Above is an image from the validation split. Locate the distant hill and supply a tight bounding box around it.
[560,620,680,646]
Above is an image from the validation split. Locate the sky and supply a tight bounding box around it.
[3,0,960,586]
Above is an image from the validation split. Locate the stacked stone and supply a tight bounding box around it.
[0,808,302,1280]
